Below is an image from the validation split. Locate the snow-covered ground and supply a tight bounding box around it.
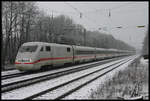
[33,57,132,99]
[63,55,139,99]
[140,57,148,65]
[2,57,121,85]
[139,57,149,99]
[2,69,20,76]
[2,64,15,70]
[69,55,148,100]
[2,56,134,99]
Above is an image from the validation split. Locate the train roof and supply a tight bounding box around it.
[95,48,109,51]
[22,42,46,46]
[22,42,72,47]
[73,45,95,49]
[22,42,134,53]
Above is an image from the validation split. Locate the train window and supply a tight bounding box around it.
[19,45,38,53]
[76,50,94,55]
[67,47,70,52]
[46,46,51,51]
[40,47,43,51]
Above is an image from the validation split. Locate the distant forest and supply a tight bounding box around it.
[2,2,135,68]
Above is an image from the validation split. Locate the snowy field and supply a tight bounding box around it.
[62,55,139,99]
[86,56,148,99]
[2,56,134,100]
[63,55,149,99]
[2,55,148,100]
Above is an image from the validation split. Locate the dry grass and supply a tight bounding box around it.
[89,57,149,99]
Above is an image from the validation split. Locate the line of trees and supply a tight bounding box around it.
[2,1,135,70]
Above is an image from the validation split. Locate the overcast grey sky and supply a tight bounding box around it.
[36,1,148,50]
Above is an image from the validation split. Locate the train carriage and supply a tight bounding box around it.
[15,42,134,71]
[15,42,74,71]
[15,42,43,71]
[95,48,109,60]
[50,43,73,66]
[73,45,96,63]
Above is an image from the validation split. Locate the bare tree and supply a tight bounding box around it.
[2,1,39,69]
[2,2,19,68]
[2,1,135,70]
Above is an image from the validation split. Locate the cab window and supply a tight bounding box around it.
[19,45,38,53]
[46,46,51,51]
[40,47,43,52]
[67,47,70,52]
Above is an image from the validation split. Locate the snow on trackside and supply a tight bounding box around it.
[140,57,148,66]
[33,58,129,99]
[63,55,138,99]
[2,57,121,85]
[2,70,20,76]
[2,56,132,99]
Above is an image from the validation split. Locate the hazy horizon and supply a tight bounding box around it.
[36,1,148,50]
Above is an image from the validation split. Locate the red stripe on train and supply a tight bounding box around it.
[15,56,73,64]
[74,55,95,58]
[15,62,22,64]
[15,55,95,64]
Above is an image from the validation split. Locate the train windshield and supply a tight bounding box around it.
[19,45,38,53]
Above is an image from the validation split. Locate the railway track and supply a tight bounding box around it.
[2,72,30,80]
[2,55,138,99]
[1,57,119,80]
[1,56,126,79]
[2,69,20,76]
[2,68,16,72]
[2,68,54,80]
[2,56,123,93]
[28,56,136,100]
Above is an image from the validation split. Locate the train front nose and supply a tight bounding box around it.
[15,44,39,71]
[15,63,35,71]
[15,58,36,71]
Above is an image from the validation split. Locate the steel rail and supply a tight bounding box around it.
[24,56,134,99]
[2,56,126,93]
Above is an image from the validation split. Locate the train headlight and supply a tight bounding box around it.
[15,59,19,62]
[29,59,32,62]
[24,58,32,62]
[16,58,32,62]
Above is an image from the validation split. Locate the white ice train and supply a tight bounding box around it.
[15,42,133,71]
